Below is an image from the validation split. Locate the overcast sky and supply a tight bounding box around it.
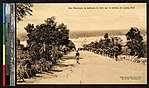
[17,3,146,37]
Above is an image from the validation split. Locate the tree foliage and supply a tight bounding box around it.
[104,33,109,39]
[125,27,146,58]
[103,33,111,47]
[24,16,75,61]
[16,3,33,22]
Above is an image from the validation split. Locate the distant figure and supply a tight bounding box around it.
[113,46,119,61]
[75,50,80,64]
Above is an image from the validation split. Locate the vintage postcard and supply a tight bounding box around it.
[16,3,147,84]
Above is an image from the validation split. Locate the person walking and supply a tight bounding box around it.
[75,50,80,64]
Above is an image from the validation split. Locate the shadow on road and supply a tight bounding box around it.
[62,56,84,60]
[50,69,63,72]
[56,63,75,67]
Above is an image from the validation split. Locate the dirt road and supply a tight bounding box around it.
[19,51,147,84]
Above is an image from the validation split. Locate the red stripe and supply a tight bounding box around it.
[3,65,6,86]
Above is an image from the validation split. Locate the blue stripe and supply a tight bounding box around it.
[3,3,5,24]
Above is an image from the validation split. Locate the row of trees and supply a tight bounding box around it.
[16,4,76,81]
[82,27,146,58]
[16,17,76,81]
[82,33,122,60]
[24,16,76,61]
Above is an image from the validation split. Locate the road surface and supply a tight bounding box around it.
[18,51,147,84]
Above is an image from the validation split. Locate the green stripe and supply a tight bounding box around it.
[3,24,6,44]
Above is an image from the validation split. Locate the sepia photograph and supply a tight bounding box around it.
[16,3,147,84]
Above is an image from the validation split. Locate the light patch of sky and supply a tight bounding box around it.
[17,3,146,37]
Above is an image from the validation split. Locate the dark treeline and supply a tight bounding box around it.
[16,16,76,82]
